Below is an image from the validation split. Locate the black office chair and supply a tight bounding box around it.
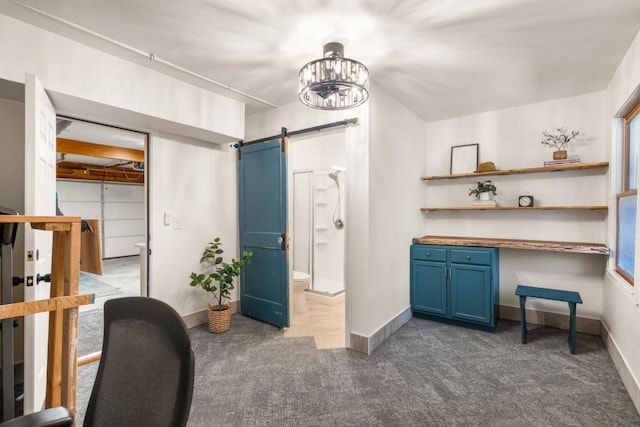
[1,297,195,427]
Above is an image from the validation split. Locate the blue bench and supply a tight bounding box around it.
[514,285,583,354]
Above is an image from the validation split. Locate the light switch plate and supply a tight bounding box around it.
[163,212,172,226]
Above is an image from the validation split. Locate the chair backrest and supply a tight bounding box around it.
[83,297,194,427]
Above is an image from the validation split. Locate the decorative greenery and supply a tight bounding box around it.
[189,237,252,310]
[540,127,580,151]
[468,180,497,197]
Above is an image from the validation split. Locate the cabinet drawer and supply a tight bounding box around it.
[411,246,447,262]
[450,249,491,266]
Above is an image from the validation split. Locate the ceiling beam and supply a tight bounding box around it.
[57,162,144,184]
[57,138,144,162]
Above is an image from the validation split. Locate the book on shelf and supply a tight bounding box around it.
[543,158,581,166]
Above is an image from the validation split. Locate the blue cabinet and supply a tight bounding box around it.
[412,260,448,315]
[410,244,499,331]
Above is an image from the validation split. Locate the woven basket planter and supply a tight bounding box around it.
[207,304,231,334]
[552,150,567,160]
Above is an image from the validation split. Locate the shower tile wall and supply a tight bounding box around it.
[313,173,344,294]
[291,132,346,295]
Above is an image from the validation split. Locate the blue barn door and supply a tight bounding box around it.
[238,137,289,327]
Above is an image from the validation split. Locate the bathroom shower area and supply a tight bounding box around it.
[293,167,345,298]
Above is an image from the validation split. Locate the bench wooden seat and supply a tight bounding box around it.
[514,285,583,354]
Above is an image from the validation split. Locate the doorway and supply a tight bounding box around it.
[53,117,148,360]
[284,130,347,349]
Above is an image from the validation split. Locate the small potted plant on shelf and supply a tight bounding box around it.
[469,180,497,202]
[189,237,252,334]
[540,127,580,160]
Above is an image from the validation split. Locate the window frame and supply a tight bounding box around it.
[622,101,640,192]
[616,100,640,285]
[615,190,637,285]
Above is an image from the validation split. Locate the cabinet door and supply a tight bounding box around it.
[450,264,492,324]
[411,260,448,316]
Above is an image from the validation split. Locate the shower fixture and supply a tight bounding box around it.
[328,172,339,186]
[329,171,344,230]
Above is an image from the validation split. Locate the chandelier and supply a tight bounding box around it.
[298,42,370,110]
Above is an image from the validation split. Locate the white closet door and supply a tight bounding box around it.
[103,183,144,258]
[23,73,56,415]
[56,180,101,219]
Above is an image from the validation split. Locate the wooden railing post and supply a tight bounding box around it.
[62,220,81,414]
[0,216,92,423]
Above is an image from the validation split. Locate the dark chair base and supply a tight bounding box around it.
[0,407,73,427]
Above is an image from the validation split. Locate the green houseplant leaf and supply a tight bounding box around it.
[189,237,252,309]
[468,180,497,197]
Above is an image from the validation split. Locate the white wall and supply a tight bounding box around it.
[603,28,640,412]
[424,91,608,317]
[149,132,238,317]
[0,13,244,142]
[368,86,427,335]
[291,132,346,171]
[292,172,311,273]
[0,14,245,318]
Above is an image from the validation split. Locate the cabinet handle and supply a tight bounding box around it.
[466,255,471,260]
[449,267,452,277]
[444,267,447,278]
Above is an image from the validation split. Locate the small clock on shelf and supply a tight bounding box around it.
[518,195,534,207]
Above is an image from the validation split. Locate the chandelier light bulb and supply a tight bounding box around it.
[298,42,369,110]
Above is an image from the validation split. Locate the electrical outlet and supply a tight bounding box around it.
[163,212,172,226]
[174,216,182,229]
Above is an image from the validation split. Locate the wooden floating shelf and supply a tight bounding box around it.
[412,235,609,255]
[421,206,608,212]
[421,161,609,181]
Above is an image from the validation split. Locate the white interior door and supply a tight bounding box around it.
[23,73,56,413]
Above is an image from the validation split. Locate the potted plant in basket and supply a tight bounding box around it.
[189,237,251,334]
[540,127,580,160]
[469,180,497,202]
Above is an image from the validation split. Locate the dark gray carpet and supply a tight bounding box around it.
[76,314,640,426]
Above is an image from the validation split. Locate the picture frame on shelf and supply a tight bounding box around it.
[450,143,479,175]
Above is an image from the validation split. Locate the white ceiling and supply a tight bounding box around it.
[57,119,146,150]
[56,118,146,166]
[5,0,640,122]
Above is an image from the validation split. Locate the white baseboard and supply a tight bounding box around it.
[304,291,345,306]
[349,306,412,355]
[601,322,640,415]
[499,305,601,335]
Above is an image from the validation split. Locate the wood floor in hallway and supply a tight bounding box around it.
[284,298,345,349]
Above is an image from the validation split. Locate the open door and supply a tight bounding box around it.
[23,74,56,413]
[239,138,289,327]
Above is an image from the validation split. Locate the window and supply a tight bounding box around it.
[616,100,640,284]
